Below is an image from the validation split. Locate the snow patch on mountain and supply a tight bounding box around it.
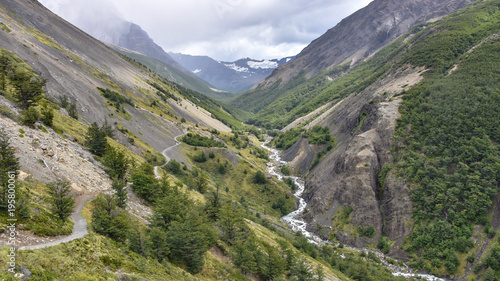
[193,69,202,74]
[224,63,249,73]
[248,60,278,69]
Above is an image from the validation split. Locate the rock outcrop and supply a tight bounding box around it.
[284,66,424,250]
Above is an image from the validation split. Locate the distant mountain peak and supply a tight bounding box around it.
[170,53,295,92]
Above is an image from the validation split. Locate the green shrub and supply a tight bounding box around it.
[20,107,39,127]
[180,133,225,148]
[253,171,267,184]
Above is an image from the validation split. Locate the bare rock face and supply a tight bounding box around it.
[284,66,424,249]
[258,0,474,91]
[118,23,188,73]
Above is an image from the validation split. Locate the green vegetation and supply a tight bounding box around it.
[274,127,302,150]
[98,87,134,108]
[84,122,108,156]
[304,125,332,144]
[0,128,19,209]
[46,181,75,222]
[392,0,500,274]
[180,133,225,148]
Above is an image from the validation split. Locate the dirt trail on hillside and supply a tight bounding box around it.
[16,194,95,250]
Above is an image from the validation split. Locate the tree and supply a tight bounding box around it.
[101,117,114,138]
[84,122,108,156]
[127,227,146,255]
[102,146,129,181]
[0,129,19,208]
[166,210,217,273]
[232,240,257,275]
[10,71,46,109]
[111,179,127,208]
[219,203,247,244]
[0,54,12,92]
[205,183,221,221]
[130,163,157,202]
[20,107,39,127]
[290,259,314,281]
[46,181,75,221]
[218,163,227,174]
[151,186,192,230]
[196,171,208,193]
[146,226,170,262]
[483,267,496,281]
[91,193,129,242]
[165,159,181,174]
[257,244,286,280]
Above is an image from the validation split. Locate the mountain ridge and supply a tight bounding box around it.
[170,52,295,92]
[231,0,475,119]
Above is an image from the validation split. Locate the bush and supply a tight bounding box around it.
[165,159,181,174]
[377,236,389,254]
[193,151,207,163]
[253,171,267,184]
[21,107,39,127]
[181,133,225,148]
[281,165,290,175]
[358,226,376,238]
[40,106,54,127]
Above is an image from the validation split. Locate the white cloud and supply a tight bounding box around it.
[39,0,373,61]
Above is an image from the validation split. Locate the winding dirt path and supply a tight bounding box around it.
[19,193,95,250]
[153,133,187,179]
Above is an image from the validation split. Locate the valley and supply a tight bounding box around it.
[0,0,499,280]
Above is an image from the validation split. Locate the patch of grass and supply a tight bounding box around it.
[0,22,11,32]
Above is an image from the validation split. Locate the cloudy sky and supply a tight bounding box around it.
[39,0,373,61]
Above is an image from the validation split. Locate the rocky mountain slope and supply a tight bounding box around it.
[38,0,227,99]
[0,0,231,160]
[170,53,294,92]
[231,0,475,117]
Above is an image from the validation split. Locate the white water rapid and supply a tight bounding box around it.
[261,140,447,281]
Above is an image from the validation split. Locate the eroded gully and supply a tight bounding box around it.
[261,140,447,281]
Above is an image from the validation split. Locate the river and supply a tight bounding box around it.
[261,140,447,281]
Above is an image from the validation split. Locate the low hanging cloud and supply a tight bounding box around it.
[39,0,373,61]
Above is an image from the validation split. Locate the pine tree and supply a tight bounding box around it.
[102,146,129,181]
[0,129,19,208]
[166,210,217,273]
[46,181,75,221]
[84,122,108,156]
[0,54,12,93]
[196,171,208,193]
[10,71,46,109]
[91,193,129,242]
[101,117,114,138]
[111,179,127,208]
[232,240,257,275]
[146,226,170,262]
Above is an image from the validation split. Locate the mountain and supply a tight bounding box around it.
[266,0,500,278]
[170,53,295,92]
[38,0,232,99]
[231,0,475,118]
